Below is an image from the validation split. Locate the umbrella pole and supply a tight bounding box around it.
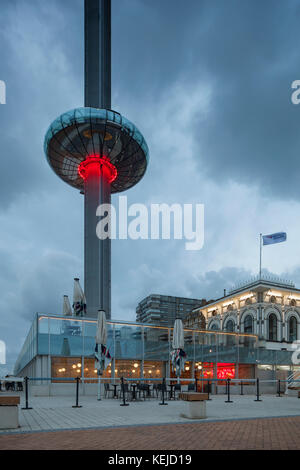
[97,374,101,401]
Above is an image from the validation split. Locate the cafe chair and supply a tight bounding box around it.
[104,382,115,398]
[174,383,181,399]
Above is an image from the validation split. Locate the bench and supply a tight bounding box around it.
[179,392,208,419]
[0,396,20,429]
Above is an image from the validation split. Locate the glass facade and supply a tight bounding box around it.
[14,314,295,378]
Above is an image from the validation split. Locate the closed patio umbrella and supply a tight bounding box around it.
[95,310,112,400]
[63,295,72,316]
[72,278,86,316]
[61,295,72,351]
[170,318,186,383]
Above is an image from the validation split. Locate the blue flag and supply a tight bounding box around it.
[262,232,287,246]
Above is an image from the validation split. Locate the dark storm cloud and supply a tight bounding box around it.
[1,0,300,207]
[0,0,83,208]
[1,0,300,373]
[113,0,300,200]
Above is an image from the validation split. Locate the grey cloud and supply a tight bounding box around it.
[1,0,300,374]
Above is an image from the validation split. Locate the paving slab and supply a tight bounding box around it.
[0,393,300,434]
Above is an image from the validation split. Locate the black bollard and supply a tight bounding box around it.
[21,376,33,410]
[277,379,281,397]
[120,377,129,407]
[254,378,262,402]
[72,376,82,408]
[207,380,212,400]
[225,378,233,403]
[159,378,168,405]
[240,380,244,396]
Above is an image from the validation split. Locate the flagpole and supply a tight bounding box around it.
[259,233,262,279]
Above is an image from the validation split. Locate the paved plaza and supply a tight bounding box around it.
[0,392,300,450]
[0,416,299,450]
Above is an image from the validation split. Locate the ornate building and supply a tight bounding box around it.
[184,275,300,350]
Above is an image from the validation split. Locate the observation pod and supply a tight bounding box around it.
[44,107,149,193]
[44,107,149,318]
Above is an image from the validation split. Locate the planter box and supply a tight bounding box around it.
[0,396,20,429]
[179,392,207,419]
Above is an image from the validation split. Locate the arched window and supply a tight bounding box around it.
[225,319,235,346]
[289,316,297,342]
[210,323,219,331]
[226,320,234,332]
[268,314,277,341]
[244,315,253,334]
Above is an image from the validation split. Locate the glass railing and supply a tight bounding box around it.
[13,313,294,375]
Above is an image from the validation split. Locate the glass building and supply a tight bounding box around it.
[13,313,295,385]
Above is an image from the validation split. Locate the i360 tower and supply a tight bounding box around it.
[44,0,149,318]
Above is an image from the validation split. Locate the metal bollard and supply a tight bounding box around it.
[240,381,244,395]
[225,378,233,403]
[254,378,262,402]
[277,379,281,397]
[159,378,168,406]
[207,380,212,400]
[120,377,129,407]
[21,376,33,410]
[72,377,82,408]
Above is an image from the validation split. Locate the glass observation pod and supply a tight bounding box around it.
[44,107,149,193]
[13,313,295,383]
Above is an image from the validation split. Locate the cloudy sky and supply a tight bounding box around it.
[1,0,300,374]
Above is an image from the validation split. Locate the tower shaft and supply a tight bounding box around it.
[84,0,111,109]
[84,165,111,318]
[84,0,112,318]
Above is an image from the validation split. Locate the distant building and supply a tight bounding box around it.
[136,294,208,327]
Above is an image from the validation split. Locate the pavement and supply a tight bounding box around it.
[0,416,300,450]
[0,393,300,449]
